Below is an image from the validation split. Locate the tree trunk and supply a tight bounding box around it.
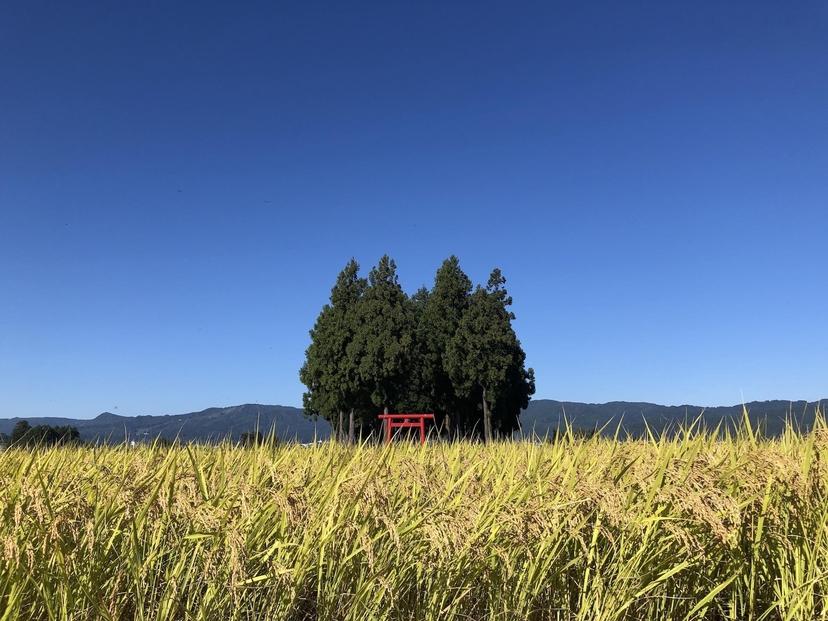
[348,409,355,444]
[338,410,344,442]
[444,413,452,439]
[482,387,492,444]
[383,405,389,442]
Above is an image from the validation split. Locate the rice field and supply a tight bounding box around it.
[1,415,827,620]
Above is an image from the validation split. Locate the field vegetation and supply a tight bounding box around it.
[1,415,827,620]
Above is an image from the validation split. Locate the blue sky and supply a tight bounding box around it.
[1,1,826,419]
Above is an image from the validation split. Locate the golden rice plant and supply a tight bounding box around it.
[1,411,827,620]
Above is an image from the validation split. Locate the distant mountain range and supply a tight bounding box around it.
[0,399,824,444]
[0,404,327,444]
[519,399,826,438]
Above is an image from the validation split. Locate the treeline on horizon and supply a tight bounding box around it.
[300,256,535,442]
[0,420,81,448]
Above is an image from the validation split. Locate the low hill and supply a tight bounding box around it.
[0,399,823,444]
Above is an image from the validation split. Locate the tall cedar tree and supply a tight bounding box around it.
[300,259,367,442]
[485,270,535,435]
[446,269,535,442]
[10,420,31,445]
[395,286,435,414]
[349,256,414,431]
[418,256,473,436]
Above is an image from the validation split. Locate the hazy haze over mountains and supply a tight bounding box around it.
[0,399,824,443]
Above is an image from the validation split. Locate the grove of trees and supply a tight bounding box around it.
[300,256,535,442]
[8,420,81,448]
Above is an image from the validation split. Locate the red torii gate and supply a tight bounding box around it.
[377,413,435,445]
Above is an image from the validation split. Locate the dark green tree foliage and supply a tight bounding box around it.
[300,259,367,442]
[418,257,473,436]
[483,270,535,436]
[446,270,535,442]
[10,420,30,445]
[240,431,264,446]
[349,256,414,430]
[395,286,434,414]
[300,257,534,441]
[9,420,81,448]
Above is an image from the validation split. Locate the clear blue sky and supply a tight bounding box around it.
[1,2,826,419]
